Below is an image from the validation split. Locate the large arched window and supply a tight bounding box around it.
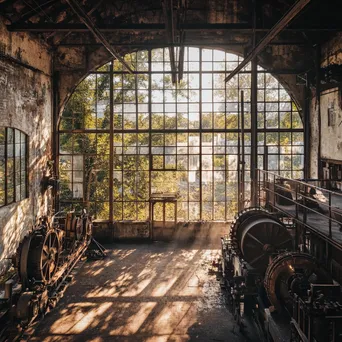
[58,48,303,221]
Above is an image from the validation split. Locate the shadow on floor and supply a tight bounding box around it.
[30,237,255,342]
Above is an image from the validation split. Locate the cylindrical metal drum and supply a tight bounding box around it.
[230,208,292,272]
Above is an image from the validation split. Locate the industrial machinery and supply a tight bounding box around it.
[0,210,101,341]
[221,207,342,342]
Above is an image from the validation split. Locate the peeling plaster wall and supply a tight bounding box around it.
[0,19,52,274]
[310,33,342,177]
[320,88,342,162]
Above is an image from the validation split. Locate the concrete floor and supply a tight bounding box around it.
[30,238,254,342]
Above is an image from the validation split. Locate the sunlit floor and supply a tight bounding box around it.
[31,239,252,342]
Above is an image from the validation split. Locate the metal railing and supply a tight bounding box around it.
[257,169,342,250]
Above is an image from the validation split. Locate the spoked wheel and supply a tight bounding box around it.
[230,207,292,272]
[41,231,60,282]
[28,230,60,285]
[264,252,333,312]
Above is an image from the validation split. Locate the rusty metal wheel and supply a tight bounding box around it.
[230,207,292,271]
[264,252,332,312]
[27,230,60,285]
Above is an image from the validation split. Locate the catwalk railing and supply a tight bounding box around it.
[257,169,342,250]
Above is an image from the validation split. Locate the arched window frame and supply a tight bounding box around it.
[58,47,304,221]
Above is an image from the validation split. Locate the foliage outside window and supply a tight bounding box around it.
[0,127,28,207]
[59,47,304,221]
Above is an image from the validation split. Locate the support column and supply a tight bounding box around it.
[304,73,311,180]
[250,57,258,206]
[315,44,322,179]
[109,62,114,223]
[52,68,60,214]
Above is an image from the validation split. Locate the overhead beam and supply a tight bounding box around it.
[177,0,187,81]
[14,0,60,23]
[162,0,177,84]
[225,0,311,83]
[65,0,134,74]
[7,23,341,33]
[56,41,308,47]
[52,0,105,46]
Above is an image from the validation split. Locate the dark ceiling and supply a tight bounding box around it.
[0,0,341,49]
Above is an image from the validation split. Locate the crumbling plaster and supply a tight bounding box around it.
[0,18,53,274]
[310,33,342,177]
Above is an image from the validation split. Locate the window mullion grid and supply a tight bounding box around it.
[57,49,305,222]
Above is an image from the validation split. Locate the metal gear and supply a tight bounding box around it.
[264,252,333,312]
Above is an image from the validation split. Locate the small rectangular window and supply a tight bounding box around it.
[0,127,28,207]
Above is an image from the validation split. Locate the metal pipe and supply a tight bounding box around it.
[329,191,332,237]
[316,44,322,179]
[251,58,258,206]
[304,72,311,180]
[224,0,311,83]
[109,62,114,223]
[241,90,245,210]
[4,279,13,300]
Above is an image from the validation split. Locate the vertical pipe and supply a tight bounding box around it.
[263,147,268,207]
[224,64,227,220]
[237,92,241,212]
[52,65,60,214]
[251,58,258,206]
[13,127,16,202]
[148,49,152,218]
[109,62,114,223]
[199,48,202,220]
[250,0,258,206]
[329,191,332,237]
[304,73,311,180]
[134,69,139,220]
[316,44,322,179]
[241,90,245,210]
[4,129,7,205]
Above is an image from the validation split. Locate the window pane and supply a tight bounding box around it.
[57,48,303,220]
